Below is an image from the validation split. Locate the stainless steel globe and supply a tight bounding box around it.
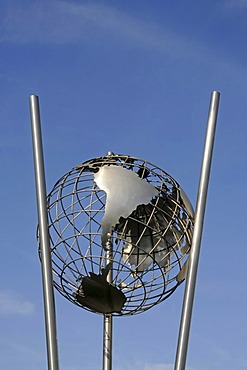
[44,153,194,316]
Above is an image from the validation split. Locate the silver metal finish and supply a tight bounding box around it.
[174,91,220,370]
[30,95,60,370]
[103,237,113,370]
[46,155,194,316]
[103,314,113,370]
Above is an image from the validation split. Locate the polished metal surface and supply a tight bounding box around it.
[30,95,60,370]
[103,237,113,370]
[174,91,220,370]
[46,154,194,316]
[103,314,113,370]
[29,91,220,370]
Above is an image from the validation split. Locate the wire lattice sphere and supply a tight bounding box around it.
[45,154,194,316]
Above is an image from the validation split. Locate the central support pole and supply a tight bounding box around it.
[174,91,220,370]
[103,314,113,370]
[103,234,113,370]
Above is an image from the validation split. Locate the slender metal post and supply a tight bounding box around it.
[103,236,113,370]
[103,314,113,370]
[174,91,220,370]
[30,95,60,370]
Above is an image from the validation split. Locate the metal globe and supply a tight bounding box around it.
[44,153,194,316]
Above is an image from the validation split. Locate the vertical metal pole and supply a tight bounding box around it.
[174,91,220,370]
[29,95,60,370]
[103,236,113,370]
[103,314,113,370]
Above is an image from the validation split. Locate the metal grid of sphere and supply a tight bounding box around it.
[45,154,194,316]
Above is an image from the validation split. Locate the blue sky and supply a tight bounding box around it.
[1,0,247,369]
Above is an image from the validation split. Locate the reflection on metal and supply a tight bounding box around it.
[30,95,59,370]
[103,236,113,370]
[32,92,219,370]
[103,314,112,370]
[174,91,220,370]
[45,152,194,369]
[45,154,194,316]
[94,165,158,249]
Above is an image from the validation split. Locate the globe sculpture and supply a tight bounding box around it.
[45,153,194,316]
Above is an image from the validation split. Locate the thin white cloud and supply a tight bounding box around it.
[115,362,195,370]
[0,337,44,367]
[0,3,229,62]
[115,363,173,370]
[0,291,34,315]
[0,1,197,65]
[6,341,42,361]
[225,0,247,9]
[144,364,173,370]
[0,0,164,46]
[144,364,195,370]
[1,0,246,82]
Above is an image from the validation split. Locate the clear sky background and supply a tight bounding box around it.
[0,1,247,369]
